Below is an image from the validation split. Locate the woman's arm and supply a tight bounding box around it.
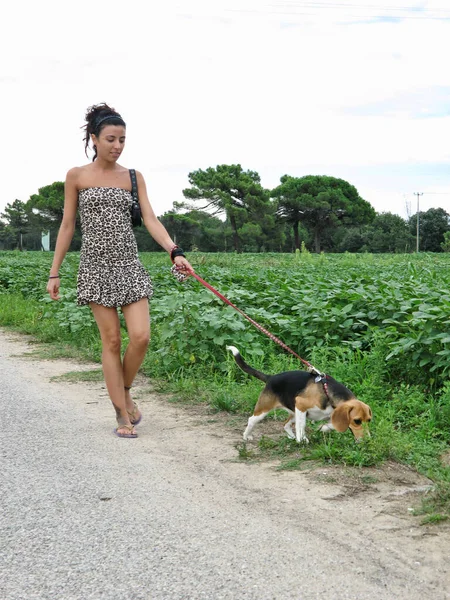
[136,171,194,273]
[47,168,79,300]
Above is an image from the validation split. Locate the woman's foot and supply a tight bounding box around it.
[114,403,138,438]
[114,421,138,438]
[125,387,142,426]
[127,402,142,426]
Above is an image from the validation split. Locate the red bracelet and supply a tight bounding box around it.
[169,244,178,264]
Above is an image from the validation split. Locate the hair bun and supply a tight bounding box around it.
[81,102,126,161]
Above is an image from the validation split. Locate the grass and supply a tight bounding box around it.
[420,514,449,525]
[412,480,450,524]
[50,369,104,383]
[1,250,450,521]
[360,474,378,484]
[235,442,257,461]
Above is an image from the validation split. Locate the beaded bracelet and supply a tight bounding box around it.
[48,275,60,279]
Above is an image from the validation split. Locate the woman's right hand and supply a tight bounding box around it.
[47,277,61,300]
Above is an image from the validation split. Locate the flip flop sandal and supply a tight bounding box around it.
[114,424,138,438]
[127,401,142,426]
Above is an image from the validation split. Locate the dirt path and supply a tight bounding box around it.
[2,328,449,599]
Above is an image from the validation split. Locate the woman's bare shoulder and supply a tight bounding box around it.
[66,164,102,189]
[135,169,148,186]
[65,165,91,182]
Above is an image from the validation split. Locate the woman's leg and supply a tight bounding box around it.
[90,302,136,436]
[122,298,151,390]
[121,298,150,417]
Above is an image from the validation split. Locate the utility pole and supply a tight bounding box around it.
[415,192,423,252]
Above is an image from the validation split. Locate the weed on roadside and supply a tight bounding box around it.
[235,442,257,461]
[50,369,104,383]
[414,480,450,525]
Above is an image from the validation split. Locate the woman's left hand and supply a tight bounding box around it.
[174,255,194,277]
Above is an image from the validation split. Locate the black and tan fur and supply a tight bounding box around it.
[227,346,372,443]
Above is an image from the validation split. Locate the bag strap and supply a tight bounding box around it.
[129,169,139,205]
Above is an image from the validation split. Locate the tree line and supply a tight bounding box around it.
[1,165,450,253]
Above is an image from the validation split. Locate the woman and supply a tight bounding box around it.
[47,103,193,438]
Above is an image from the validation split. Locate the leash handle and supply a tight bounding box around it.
[189,271,322,375]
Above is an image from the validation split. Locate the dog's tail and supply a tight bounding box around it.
[226,346,268,382]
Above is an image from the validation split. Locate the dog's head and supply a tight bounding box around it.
[331,399,372,440]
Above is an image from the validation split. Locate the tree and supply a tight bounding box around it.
[410,207,450,252]
[159,211,222,252]
[183,210,229,251]
[1,200,29,250]
[335,228,366,253]
[339,213,414,253]
[0,220,16,250]
[369,213,414,253]
[28,182,65,223]
[272,175,375,253]
[441,231,450,252]
[133,208,229,252]
[272,177,308,250]
[27,182,83,250]
[242,203,286,252]
[183,164,269,252]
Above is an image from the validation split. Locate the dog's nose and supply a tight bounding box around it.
[355,430,370,443]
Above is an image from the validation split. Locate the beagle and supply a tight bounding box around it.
[226,346,372,443]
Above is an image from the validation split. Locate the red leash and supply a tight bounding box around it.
[188,271,324,377]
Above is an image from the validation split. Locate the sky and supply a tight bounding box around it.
[1,0,450,220]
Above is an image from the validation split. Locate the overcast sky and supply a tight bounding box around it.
[2,0,450,220]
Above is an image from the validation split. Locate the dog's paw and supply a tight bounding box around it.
[284,429,295,440]
[243,434,254,442]
[296,436,309,444]
[319,423,334,433]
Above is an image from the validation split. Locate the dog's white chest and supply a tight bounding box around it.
[306,405,333,421]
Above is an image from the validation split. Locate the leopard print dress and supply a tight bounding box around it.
[77,187,153,308]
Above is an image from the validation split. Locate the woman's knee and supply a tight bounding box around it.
[102,334,122,354]
[129,329,150,350]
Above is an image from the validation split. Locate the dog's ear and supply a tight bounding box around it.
[331,403,352,432]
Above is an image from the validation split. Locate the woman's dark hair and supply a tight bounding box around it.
[82,103,126,161]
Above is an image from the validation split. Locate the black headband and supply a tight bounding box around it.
[94,113,125,132]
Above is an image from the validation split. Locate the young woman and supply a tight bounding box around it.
[47,103,193,438]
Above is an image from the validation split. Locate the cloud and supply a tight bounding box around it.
[342,86,450,119]
[1,0,450,221]
[357,16,403,25]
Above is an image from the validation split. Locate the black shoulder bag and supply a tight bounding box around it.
[129,169,142,228]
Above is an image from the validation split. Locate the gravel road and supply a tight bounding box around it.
[1,330,449,600]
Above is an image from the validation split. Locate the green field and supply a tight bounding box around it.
[1,250,450,521]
